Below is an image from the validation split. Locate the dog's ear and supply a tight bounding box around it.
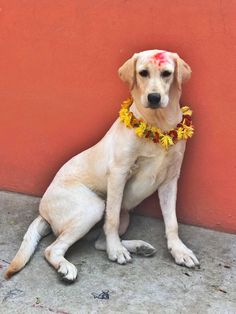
[118,53,138,90]
[174,53,192,90]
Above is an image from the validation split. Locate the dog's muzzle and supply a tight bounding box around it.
[147,93,161,109]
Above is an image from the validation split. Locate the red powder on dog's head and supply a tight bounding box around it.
[151,52,169,66]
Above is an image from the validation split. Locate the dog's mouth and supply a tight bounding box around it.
[148,103,161,109]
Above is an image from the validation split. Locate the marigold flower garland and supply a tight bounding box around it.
[119,97,194,150]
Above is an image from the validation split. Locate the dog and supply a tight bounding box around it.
[5,49,199,282]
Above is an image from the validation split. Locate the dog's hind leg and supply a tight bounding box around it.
[44,201,104,282]
[95,211,156,257]
[121,240,156,257]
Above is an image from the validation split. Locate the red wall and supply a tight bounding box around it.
[0,1,235,233]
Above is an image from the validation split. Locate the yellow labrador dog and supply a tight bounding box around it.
[5,49,199,282]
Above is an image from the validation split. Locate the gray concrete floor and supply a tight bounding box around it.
[0,191,235,314]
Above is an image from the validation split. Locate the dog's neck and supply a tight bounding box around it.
[131,98,182,132]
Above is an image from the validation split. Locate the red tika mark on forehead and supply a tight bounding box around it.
[151,52,169,66]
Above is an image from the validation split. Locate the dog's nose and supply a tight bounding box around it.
[147,93,161,107]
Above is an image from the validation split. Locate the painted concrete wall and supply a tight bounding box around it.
[0,1,235,232]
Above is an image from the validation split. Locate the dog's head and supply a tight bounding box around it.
[118,50,191,109]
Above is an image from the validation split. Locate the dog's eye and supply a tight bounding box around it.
[162,70,172,77]
[139,70,149,77]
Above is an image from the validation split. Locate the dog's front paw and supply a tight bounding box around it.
[168,239,200,268]
[107,244,132,264]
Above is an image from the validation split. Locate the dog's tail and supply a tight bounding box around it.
[5,215,51,279]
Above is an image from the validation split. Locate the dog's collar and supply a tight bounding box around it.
[119,97,194,150]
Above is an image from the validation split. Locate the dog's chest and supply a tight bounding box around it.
[122,143,184,210]
[130,152,174,185]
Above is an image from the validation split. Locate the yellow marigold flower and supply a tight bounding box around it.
[119,108,133,128]
[177,127,184,140]
[182,125,194,139]
[135,122,147,137]
[160,134,174,150]
[124,114,133,128]
[119,108,128,121]
[119,108,128,119]
[181,106,192,116]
